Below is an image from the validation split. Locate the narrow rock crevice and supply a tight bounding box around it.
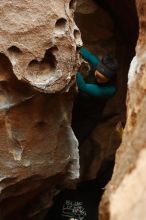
[45,1,139,219]
[73,0,139,184]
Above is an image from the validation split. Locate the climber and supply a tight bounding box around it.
[72,47,118,145]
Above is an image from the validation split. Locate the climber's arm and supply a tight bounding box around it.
[76,72,116,98]
[79,47,100,68]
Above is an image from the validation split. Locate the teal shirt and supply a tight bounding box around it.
[77,47,116,98]
[79,47,100,69]
[76,72,116,98]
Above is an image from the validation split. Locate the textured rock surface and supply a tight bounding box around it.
[0,0,82,93]
[0,0,81,219]
[110,149,146,220]
[99,0,146,219]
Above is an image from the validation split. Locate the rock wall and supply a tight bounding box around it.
[0,0,83,93]
[99,0,146,219]
[0,0,82,219]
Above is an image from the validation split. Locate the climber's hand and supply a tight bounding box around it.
[78,62,89,78]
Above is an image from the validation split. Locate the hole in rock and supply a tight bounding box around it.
[36,121,46,127]
[27,47,58,84]
[74,29,82,47]
[74,29,80,38]
[45,0,139,219]
[55,18,67,34]
[69,0,77,10]
[8,46,22,55]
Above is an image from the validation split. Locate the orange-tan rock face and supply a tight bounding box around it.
[0,0,82,219]
[0,0,82,93]
[99,1,146,219]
